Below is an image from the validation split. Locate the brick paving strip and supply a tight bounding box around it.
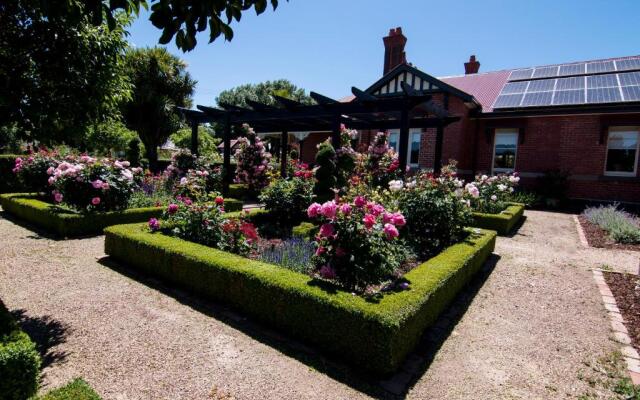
[573,215,589,248]
[592,269,640,384]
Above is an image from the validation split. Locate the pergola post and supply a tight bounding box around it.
[331,114,341,148]
[280,130,288,178]
[190,119,199,156]
[398,105,410,174]
[434,122,444,173]
[222,117,232,196]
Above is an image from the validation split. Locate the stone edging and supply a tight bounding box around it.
[592,269,640,384]
[574,215,589,248]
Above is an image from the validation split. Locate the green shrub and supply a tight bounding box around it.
[37,378,101,400]
[0,299,41,400]
[0,155,23,193]
[292,222,317,240]
[472,203,525,235]
[259,177,314,231]
[0,193,163,237]
[228,183,248,199]
[584,205,640,244]
[507,190,541,207]
[313,140,337,202]
[126,138,142,167]
[104,223,496,375]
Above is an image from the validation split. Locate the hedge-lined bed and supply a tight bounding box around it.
[0,193,243,237]
[471,203,525,235]
[104,223,496,375]
[0,299,41,399]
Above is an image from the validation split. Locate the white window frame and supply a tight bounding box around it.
[604,126,640,177]
[388,129,422,168]
[491,128,519,174]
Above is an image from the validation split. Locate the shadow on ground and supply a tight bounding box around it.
[98,254,500,399]
[0,211,101,241]
[11,309,70,368]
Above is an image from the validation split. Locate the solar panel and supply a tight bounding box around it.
[553,90,585,105]
[616,58,640,71]
[532,66,558,79]
[558,63,585,76]
[556,76,585,90]
[521,91,553,106]
[587,73,618,88]
[587,87,622,103]
[493,94,523,108]
[619,71,640,86]
[586,61,615,74]
[527,79,555,92]
[509,69,534,81]
[622,86,640,101]
[501,81,529,94]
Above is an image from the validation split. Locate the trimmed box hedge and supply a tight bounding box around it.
[0,299,41,400]
[104,223,496,375]
[472,203,525,235]
[0,193,162,237]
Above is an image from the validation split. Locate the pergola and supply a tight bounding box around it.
[179,82,460,195]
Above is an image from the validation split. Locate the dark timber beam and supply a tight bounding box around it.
[246,99,278,112]
[190,119,199,156]
[310,91,339,105]
[222,116,232,196]
[351,87,378,102]
[218,102,252,113]
[280,130,288,178]
[272,95,304,109]
[434,123,444,173]
[398,103,410,174]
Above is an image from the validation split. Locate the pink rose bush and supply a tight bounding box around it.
[234,123,272,191]
[307,198,408,290]
[363,132,404,188]
[13,149,59,193]
[465,172,520,214]
[47,155,143,212]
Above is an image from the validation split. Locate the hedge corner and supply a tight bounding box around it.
[103,222,496,375]
[0,299,41,400]
[472,203,525,235]
[0,193,163,237]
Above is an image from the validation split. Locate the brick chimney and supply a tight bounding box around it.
[383,27,407,75]
[464,55,480,74]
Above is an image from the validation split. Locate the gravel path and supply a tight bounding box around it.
[0,209,637,399]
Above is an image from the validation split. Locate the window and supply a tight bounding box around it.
[492,129,518,172]
[605,127,639,176]
[387,129,422,167]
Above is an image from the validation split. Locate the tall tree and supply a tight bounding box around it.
[216,79,315,108]
[122,47,196,171]
[0,1,131,146]
[35,0,284,52]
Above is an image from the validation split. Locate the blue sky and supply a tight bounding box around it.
[127,0,640,108]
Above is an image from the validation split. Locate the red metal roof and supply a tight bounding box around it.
[440,70,511,112]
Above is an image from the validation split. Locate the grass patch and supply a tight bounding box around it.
[104,222,495,375]
[471,203,525,235]
[36,379,101,400]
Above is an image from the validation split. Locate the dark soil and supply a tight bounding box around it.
[578,216,640,251]
[604,272,640,352]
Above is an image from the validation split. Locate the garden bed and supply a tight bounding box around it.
[604,272,640,352]
[104,222,496,375]
[578,216,640,251]
[471,203,525,235]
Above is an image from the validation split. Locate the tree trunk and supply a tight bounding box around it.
[145,140,159,173]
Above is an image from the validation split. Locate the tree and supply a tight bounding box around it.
[0,1,131,146]
[217,79,315,108]
[170,125,222,162]
[122,47,196,171]
[35,0,284,52]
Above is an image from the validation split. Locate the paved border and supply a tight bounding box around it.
[573,215,589,248]
[592,269,640,384]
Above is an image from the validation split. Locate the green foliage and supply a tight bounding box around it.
[399,175,472,259]
[259,177,315,231]
[126,138,142,167]
[584,204,640,244]
[0,2,131,145]
[507,190,541,207]
[0,124,22,153]
[472,203,525,235]
[170,126,222,161]
[14,151,58,194]
[105,222,495,374]
[313,141,337,202]
[292,222,318,240]
[0,299,41,400]
[216,79,314,109]
[83,120,138,156]
[0,193,162,237]
[228,183,249,199]
[122,47,196,171]
[37,379,102,400]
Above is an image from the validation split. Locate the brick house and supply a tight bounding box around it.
[298,27,640,204]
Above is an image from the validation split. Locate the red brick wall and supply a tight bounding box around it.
[300,132,331,164]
